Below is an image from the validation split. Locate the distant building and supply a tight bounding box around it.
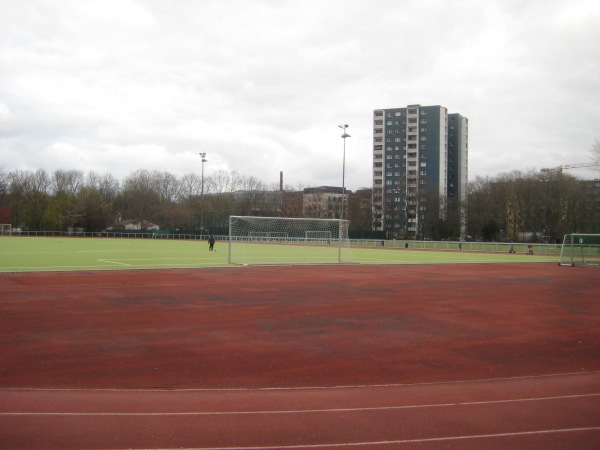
[108,219,160,231]
[303,186,347,219]
[373,104,468,239]
[0,207,11,224]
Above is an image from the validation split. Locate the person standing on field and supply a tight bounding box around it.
[208,234,216,251]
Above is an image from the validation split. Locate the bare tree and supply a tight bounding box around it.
[87,172,120,203]
[348,188,373,231]
[19,169,52,230]
[51,170,84,196]
[115,170,160,223]
[0,166,7,208]
[179,172,202,206]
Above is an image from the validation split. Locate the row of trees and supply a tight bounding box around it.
[467,169,599,242]
[0,168,308,233]
[1,165,598,241]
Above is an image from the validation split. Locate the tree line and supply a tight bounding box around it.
[466,169,599,242]
[0,166,598,241]
[0,168,308,233]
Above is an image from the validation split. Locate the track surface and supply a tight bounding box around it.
[1,263,599,448]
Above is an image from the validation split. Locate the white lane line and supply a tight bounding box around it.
[178,427,600,449]
[2,370,598,392]
[1,392,598,416]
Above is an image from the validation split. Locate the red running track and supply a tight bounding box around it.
[0,263,599,448]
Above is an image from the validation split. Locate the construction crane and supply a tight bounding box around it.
[541,162,600,173]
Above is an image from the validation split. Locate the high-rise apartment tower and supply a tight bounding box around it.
[372,104,468,239]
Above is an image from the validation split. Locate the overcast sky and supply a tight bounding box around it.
[1,0,599,190]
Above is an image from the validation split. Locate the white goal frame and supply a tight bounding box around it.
[228,216,351,265]
[0,224,11,235]
[305,230,332,243]
[558,234,600,267]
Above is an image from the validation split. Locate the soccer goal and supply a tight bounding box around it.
[305,230,332,245]
[558,234,600,267]
[228,216,352,265]
[0,224,11,235]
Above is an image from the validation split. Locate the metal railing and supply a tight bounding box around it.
[3,232,566,254]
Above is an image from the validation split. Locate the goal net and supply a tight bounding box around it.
[558,234,600,267]
[305,230,332,245]
[229,216,352,265]
[0,224,11,235]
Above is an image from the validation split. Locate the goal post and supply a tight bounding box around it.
[0,224,11,235]
[559,234,600,267]
[228,216,352,265]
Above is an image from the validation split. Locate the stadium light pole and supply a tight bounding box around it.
[338,124,350,220]
[199,152,207,236]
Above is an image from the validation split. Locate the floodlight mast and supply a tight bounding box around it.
[338,124,350,220]
[199,152,207,235]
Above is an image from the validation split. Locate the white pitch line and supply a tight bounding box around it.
[97,259,131,266]
[1,392,598,416]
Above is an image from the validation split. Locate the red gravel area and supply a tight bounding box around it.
[1,263,599,449]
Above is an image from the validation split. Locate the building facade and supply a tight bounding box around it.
[373,104,468,239]
[303,186,346,219]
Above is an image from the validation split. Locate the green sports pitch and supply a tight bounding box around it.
[0,236,558,272]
